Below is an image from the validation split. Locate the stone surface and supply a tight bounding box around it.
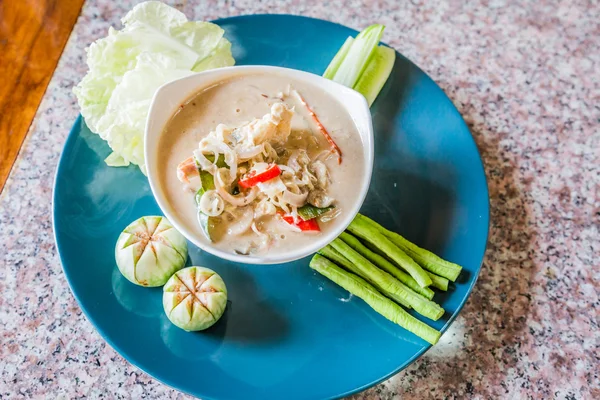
[0,0,598,398]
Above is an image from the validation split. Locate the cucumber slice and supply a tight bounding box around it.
[323,37,354,80]
[331,24,385,88]
[353,45,396,106]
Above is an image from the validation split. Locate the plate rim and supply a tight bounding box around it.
[52,13,490,400]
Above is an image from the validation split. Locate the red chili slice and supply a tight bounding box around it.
[294,91,342,164]
[280,213,321,232]
[238,164,281,189]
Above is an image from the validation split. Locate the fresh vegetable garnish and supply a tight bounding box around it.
[322,37,354,80]
[309,255,441,345]
[356,214,462,281]
[353,45,396,106]
[279,213,321,232]
[297,204,334,221]
[310,213,464,344]
[163,266,227,331]
[318,245,412,309]
[427,273,449,291]
[293,90,342,163]
[328,24,384,88]
[347,217,432,288]
[73,1,234,173]
[323,24,395,106]
[330,235,444,320]
[238,164,281,189]
[336,232,435,300]
[115,216,187,287]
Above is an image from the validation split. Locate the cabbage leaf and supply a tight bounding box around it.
[73,1,235,173]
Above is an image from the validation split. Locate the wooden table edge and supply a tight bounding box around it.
[0,0,85,194]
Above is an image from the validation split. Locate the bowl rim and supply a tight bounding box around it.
[144,65,374,265]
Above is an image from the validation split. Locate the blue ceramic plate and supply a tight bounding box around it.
[53,15,488,400]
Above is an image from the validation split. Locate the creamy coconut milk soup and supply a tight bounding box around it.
[158,73,365,256]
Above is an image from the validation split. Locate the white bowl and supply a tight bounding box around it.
[145,66,373,265]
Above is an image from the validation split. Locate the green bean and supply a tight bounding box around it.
[427,272,449,291]
[339,232,435,300]
[357,214,462,281]
[309,255,441,344]
[318,245,411,309]
[362,239,448,290]
[347,218,432,288]
[330,238,444,320]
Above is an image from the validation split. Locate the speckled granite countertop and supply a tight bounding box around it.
[1,0,598,398]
